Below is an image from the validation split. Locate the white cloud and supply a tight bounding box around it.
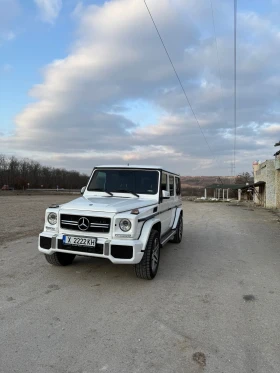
[0,0,20,44]
[262,124,280,134]
[71,1,84,19]
[0,0,20,24]
[0,30,16,44]
[34,0,62,23]
[2,0,280,175]
[1,63,13,73]
[3,30,15,40]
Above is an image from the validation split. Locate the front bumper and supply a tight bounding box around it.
[38,232,144,264]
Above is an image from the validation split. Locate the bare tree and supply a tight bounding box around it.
[0,154,89,190]
[234,172,253,185]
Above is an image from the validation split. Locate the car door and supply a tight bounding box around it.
[158,172,172,235]
[168,175,177,229]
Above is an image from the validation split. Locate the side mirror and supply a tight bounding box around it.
[162,190,170,199]
[81,186,86,194]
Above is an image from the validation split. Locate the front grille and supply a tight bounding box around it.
[60,214,110,233]
[57,239,103,254]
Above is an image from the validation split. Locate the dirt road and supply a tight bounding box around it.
[0,195,74,245]
[1,200,280,373]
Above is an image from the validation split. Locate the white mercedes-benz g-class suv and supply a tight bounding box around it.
[38,165,183,279]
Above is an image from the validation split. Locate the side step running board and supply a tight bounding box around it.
[161,230,176,246]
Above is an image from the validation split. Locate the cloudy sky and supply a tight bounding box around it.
[1,0,280,175]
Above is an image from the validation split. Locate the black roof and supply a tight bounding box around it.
[206,183,247,190]
[254,181,266,186]
[206,182,266,190]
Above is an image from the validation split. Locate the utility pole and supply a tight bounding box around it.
[233,0,237,177]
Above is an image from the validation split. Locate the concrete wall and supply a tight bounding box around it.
[276,161,280,209]
[266,161,276,208]
[253,160,278,208]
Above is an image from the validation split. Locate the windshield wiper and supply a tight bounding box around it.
[114,189,139,197]
[90,188,113,196]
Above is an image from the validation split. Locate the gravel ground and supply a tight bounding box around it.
[1,199,280,373]
[0,195,74,245]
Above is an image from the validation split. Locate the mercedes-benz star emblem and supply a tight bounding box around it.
[78,217,90,231]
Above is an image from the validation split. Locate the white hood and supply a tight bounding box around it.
[60,196,157,214]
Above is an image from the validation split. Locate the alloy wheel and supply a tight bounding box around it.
[151,237,160,273]
[179,217,183,240]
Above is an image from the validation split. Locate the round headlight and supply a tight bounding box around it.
[47,212,57,225]
[119,218,131,232]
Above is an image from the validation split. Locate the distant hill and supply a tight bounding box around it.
[181,176,235,189]
[180,176,239,197]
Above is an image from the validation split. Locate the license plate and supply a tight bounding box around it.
[63,235,96,247]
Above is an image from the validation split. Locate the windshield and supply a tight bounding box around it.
[88,169,159,195]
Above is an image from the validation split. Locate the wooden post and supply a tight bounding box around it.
[218,189,220,199]
[227,188,229,200]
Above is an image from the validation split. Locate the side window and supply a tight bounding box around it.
[161,173,167,191]
[169,175,174,196]
[175,177,181,195]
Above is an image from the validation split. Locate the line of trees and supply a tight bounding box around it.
[234,172,253,184]
[0,154,89,190]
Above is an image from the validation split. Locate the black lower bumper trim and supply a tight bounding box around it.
[40,236,52,250]
[111,245,133,259]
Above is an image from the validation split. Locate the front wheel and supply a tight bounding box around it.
[44,252,76,266]
[135,229,160,280]
[171,214,183,243]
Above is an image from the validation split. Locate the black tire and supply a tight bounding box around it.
[134,229,160,280]
[171,214,183,243]
[44,252,76,266]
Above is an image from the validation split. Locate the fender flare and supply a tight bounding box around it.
[138,218,161,251]
[172,206,183,230]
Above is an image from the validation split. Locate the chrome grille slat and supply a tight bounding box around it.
[90,223,109,227]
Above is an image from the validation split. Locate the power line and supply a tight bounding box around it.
[210,0,222,90]
[143,0,216,159]
[210,1,231,183]
[233,0,237,176]
[143,0,224,185]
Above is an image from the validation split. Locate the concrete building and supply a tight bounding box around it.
[253,152,280,209]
